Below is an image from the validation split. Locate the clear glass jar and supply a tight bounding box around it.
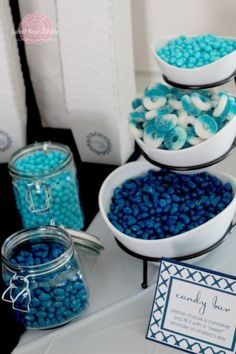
[9,142,84,230]
[1,227,89,329]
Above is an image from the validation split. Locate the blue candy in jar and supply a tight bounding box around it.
[1,227,89,329]
[8,142,84,230]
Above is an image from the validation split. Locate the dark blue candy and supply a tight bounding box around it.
[108,169,233,240]
[8,241,89,329]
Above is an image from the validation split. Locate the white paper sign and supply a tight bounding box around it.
[147,259,236,354]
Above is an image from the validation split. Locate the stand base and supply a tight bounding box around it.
[115,223,235,288]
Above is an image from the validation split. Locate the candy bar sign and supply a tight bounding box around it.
[146,259,236,354]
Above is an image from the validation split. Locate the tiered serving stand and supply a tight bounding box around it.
[115,68,236,289]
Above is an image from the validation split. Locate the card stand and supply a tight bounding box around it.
[115,222,235,289]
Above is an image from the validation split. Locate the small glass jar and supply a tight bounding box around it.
[1,227,89,329]
[9,142,84,230]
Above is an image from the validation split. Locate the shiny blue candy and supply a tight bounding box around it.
[108,170,233,240]
[158,35,236,68]
[12,149,84,230]
[155,114,177,133]
[9,242,88,329]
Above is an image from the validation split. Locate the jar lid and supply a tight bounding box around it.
[64,228,104,255]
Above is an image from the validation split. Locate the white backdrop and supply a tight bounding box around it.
[0,0,26,163]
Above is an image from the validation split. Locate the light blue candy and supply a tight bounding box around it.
[194,114,218,139]
[182,95,200,116]
[197,89,212,98]
[191,92,212,111]
[129,119,143,138]
[157,105,173,117]
[164,127,187,150]
[144,122,165,139]
[155,114,177,133]
[131,97,142,110]
[228,102,236,120]
[155,83,172,96]
[218,96,234,121]
[157,35,236,69]
[143,119,165,148]
[129,111,145,122]
[186,125,196,141]
[12,149,84,230]
[145,120,162,135]
[143,119,155,129]
[168,96,183,110]
[145,88,163,99]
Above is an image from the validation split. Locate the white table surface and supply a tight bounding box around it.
[13,153,236,354]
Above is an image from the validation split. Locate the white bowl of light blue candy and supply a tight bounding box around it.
[99,161,236,258]
[152,36,236,86]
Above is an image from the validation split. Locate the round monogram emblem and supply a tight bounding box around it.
[86,132,112,156]
[0,131,12,151]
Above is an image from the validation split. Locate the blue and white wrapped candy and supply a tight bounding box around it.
[143,121,165,148]
[128,82,236,150]
[194,115,218,139]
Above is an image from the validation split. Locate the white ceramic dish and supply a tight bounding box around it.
[99,161,236,258]
[151,36,236,86]
[135,115,236,168]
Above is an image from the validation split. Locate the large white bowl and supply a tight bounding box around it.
[136,115,236,168]
[99,161,236,258]
[151,36,236,86]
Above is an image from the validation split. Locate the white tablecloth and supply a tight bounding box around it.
[13,205,236,354]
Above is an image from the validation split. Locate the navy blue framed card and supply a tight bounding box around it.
[146,259,236,354]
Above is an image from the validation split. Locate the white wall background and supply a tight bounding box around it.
[132,0,236,74]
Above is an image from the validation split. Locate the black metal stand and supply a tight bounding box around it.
[114,72,236,289]
[115,223,235,289]
[139,139,236,171]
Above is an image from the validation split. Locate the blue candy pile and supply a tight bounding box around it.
[108,170,233,240]
[10,242,65,266]
[14,150,67,174]
[8,242,88,329]
[13,148,84,230]
[157,35,236,68]
[129,83,236,150]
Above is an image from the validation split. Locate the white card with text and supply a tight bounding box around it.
[146,259,236,354]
